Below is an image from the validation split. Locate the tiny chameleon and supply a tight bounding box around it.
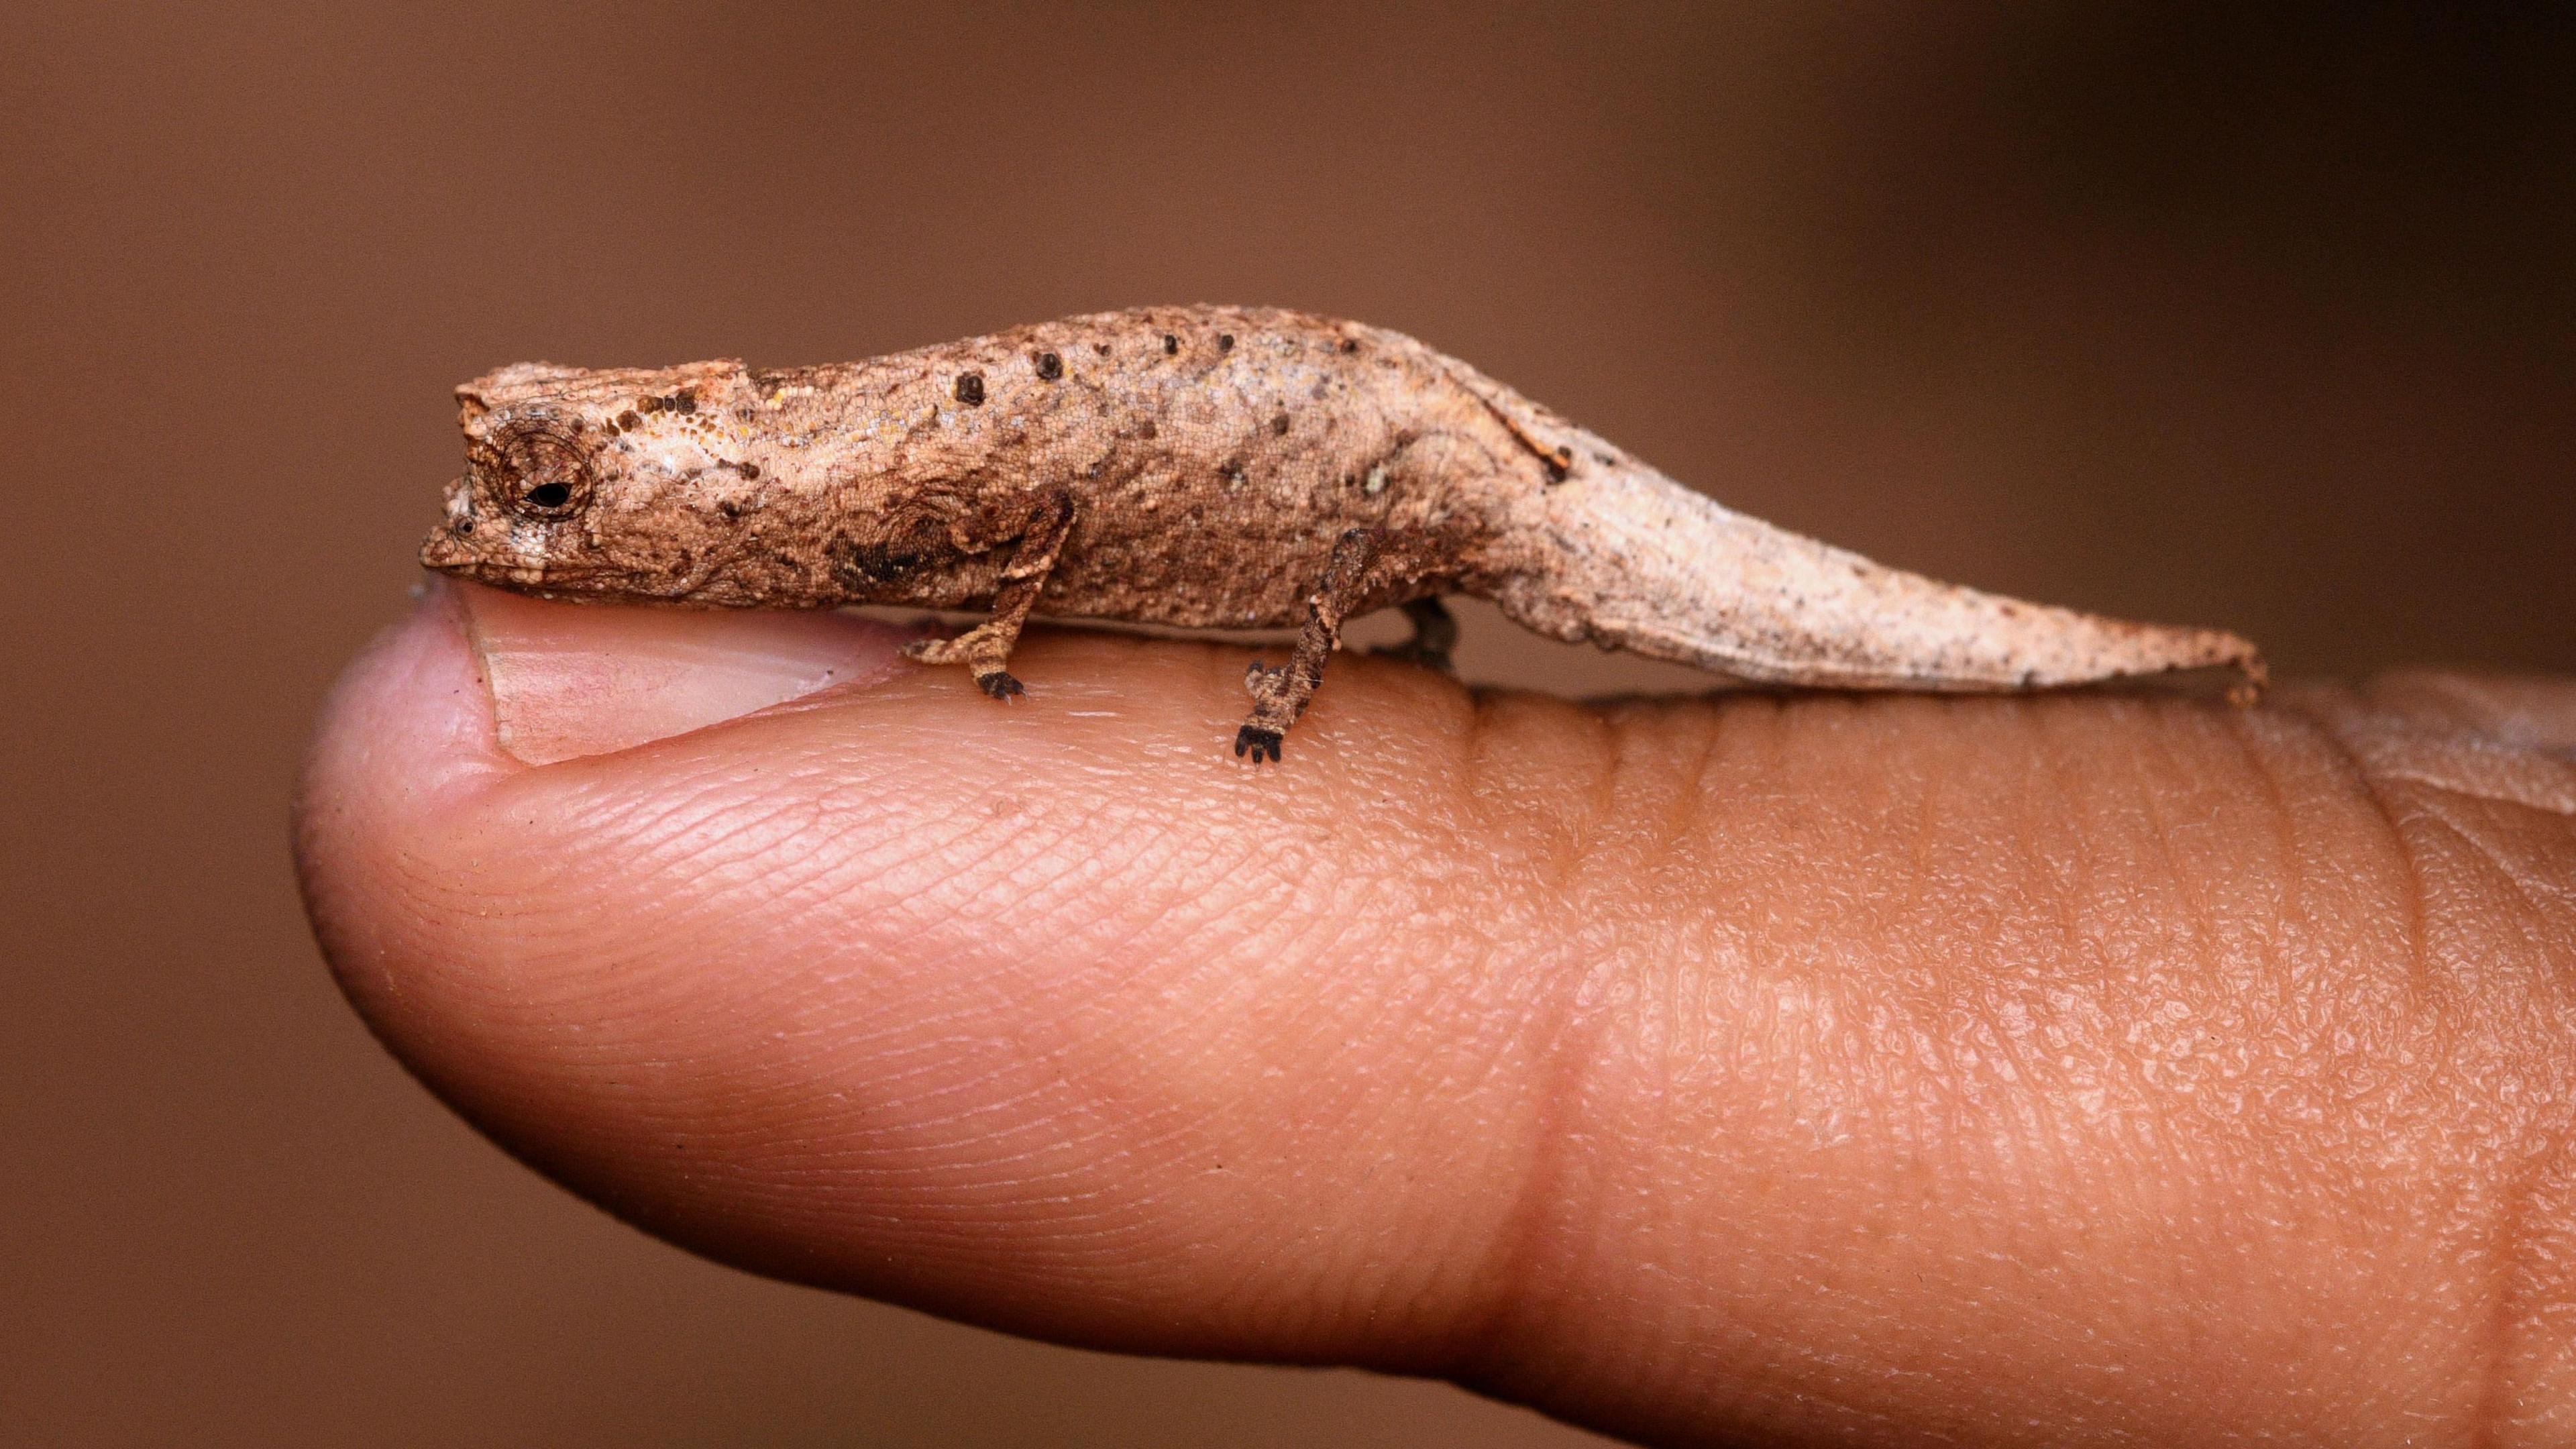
[423,305,2265,761]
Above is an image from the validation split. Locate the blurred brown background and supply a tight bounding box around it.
[5,3,2570,1444]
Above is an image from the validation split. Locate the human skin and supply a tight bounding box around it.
[293,579,2576,1447]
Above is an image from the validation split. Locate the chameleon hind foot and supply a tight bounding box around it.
[1368,596,1458,675]
[1229,527,1389,764]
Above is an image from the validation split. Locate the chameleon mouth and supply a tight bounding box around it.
[416,529,629,595]
[416,526,554,589]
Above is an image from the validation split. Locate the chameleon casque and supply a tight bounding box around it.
[422,305,2263,760]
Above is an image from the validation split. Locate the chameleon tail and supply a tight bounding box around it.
[1491,461,2265,696]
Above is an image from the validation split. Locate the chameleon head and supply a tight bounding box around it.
[419,363,729,599]
[419,411,609,588]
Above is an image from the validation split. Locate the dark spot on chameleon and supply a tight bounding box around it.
[1032,351,1063,381]
[674,390,697,414]
[616,410,641,431]
[1270,411,1289,435]
[636,396,660,414]
[718,500,743,519]
[1595,451,1616,466]
[831,541,922,589]
[1162,334,1178,355]
[735,461,759,480]
[1136,418,1157,439]
[1093,341,1110,356]
[1542,454,1569,484]
[1216,333,1234,352]
[1339,337,1358,354]
[954,372,985,405]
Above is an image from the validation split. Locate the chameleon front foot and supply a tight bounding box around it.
[1236,661,1296,761]
[906,633,1027,701]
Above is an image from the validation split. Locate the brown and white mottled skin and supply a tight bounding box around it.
[421,305,2264,760]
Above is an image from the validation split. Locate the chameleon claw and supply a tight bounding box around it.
[1234,725,1283,762]
[976,670,1024,700]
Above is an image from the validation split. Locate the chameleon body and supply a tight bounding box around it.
[422,305,2263,759]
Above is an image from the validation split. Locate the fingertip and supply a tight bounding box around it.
[290,588,1562,1362]
[294,580,514,900]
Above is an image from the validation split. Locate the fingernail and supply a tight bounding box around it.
[448,579,912,765]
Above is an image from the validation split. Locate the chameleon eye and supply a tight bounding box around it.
[493,421,594,521]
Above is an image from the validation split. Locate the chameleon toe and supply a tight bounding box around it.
[1234,725,1284,763]
[1368,641,1456,675]
[976,671,1025,700]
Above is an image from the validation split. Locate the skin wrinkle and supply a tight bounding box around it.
[2133,723,2277,1140]
[2339,755,2576,1443]
[2318,731,2445,1047]
[1456,694,1605,903]
[1433,708,1658,1384]
[2025,701,2108,1093]
[2478,1146,2550,1449]
[2119,710,2220,1032]
[1456,706,1827,1407]
[2408,799,2560,961]
[2240,722,2345,1058]
[2232,709,2315,951]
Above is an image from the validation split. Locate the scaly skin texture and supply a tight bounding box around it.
[421,305,2265,758]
